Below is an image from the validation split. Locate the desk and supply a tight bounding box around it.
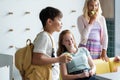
[96,72,120,80]
[0,54,13,80]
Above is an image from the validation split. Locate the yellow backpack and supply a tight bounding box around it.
[15,39,52,80]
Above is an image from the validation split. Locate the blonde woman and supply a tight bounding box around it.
[77,0,109,61]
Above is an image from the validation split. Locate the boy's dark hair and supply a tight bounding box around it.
[39,6,63,27]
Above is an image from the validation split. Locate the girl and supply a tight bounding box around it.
[57,30,96,80]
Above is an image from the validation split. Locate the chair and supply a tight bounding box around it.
[0,54,13,80]
[93,59,110,74]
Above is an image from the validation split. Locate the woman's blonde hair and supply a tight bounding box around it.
[83,0,102,20]
[57,30,77,56]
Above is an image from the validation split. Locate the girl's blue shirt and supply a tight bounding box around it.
[64,47,91,73]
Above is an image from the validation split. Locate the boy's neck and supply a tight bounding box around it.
[44,29,53,35]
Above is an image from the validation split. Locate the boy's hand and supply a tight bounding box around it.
[58,54,72,63]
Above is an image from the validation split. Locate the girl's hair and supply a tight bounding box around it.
[57,30,77,56]
[83,0,102,20]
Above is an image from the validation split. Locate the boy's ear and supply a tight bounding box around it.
[47,18,52,25]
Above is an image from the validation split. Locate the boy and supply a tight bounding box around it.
[32,7,72,80]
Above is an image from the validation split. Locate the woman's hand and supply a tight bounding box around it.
[88,11,97,24]
[114,56,120,62]
[100,49,109,62]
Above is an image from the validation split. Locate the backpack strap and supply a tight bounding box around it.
[26,39,32,45]
[46,32,55,57]
[47,34,54,49]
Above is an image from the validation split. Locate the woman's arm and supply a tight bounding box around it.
[101,16,108,50]
[100,16,109,62]
[77,15,93,45]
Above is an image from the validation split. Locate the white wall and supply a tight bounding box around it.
[100,0,114,18]
[115,0,120,56]
[0,0,85,80]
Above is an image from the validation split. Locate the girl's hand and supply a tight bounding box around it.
[89,69,95,76]
[79,71,90,78]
